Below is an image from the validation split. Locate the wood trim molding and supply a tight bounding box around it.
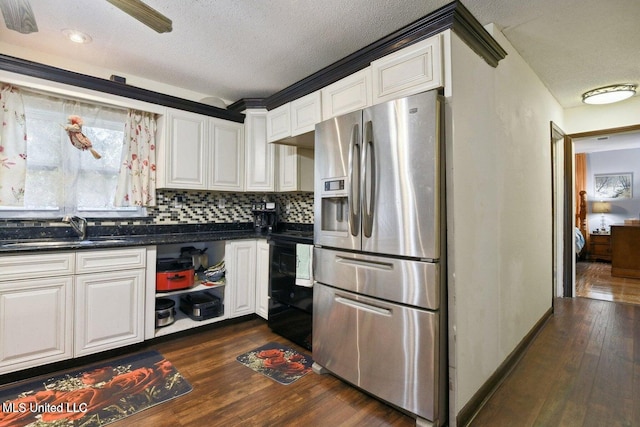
[0,54,245,123]
[569,124,640,139]
[227,98,268,112]
[234,0,506,112]
[456,307,553,427]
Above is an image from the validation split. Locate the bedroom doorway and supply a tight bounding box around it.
[568,124,640,305]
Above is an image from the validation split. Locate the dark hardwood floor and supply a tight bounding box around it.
[112,319,416,427]
[470,297,640,427]
[3,293,638,426]
[576,260,640,305]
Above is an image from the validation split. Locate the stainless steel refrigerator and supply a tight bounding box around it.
[313,89,446,426]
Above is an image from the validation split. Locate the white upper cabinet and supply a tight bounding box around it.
[321,67,372,119]
[159,109,208,190]
[290,91,322,136]
[371,34,443,104]
[209,118,245,191]
[158,108,244,191]
[245,109,275,192]
[276,145,314,192]
[267,91,322,144]
[266,103,291,143]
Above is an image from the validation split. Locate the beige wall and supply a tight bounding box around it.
[564,95,640,134]
[444,26,564,423]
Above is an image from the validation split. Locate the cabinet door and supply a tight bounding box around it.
[290,91,322,136]
[245,110,275,192]
[226,240,256,317]
[371,34,442,104]
[276,145,314,192]
[321,67,372,119]
[277,145,298,192]
[74,269,145,357]
[209,118,245,191]
[162,110,208,189]
[266,103,291,143]
[255,240,270,319]
[0,276,73,374]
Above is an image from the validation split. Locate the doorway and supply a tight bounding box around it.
[561,124,640,304]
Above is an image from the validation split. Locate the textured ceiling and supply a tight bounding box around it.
[0,0,638,109]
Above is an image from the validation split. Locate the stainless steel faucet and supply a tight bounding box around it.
[62,215,87,240]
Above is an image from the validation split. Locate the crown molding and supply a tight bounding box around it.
[0,54,245,123]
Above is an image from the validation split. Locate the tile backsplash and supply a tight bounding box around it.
[0,190,314,228]
[150,190,314,224]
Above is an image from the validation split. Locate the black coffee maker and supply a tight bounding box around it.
[252,201,278,232]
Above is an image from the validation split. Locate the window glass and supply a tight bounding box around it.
[0,89,144,218]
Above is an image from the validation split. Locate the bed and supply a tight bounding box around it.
[575,190,588,256]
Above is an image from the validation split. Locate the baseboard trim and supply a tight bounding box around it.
[456,306,554,427]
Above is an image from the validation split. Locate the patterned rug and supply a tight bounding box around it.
[236,342,313,385]
[0,350,192,427]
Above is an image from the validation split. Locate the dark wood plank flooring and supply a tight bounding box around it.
[576,260,640,305]
[470,297,640,426]
[113,319,416,427]
[3,295,637,426]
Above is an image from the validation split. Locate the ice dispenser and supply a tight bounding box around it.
[320,177,349,234]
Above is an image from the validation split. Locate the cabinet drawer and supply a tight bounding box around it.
[76,247,146,274]
[0,252,74,281]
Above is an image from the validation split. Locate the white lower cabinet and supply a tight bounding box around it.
[255,240,270,319]
[74,269,145,357]
[0,276,74,375]
[226,240,257,317]
[225,239,271,319]
[0,247,147,374]
[74,248,146,357]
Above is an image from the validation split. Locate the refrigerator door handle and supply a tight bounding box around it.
[334,296,392,317]
[348,124,361,237]
[362,120,376,238]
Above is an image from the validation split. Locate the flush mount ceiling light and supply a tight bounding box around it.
[62,29,92,44]
[582,84,636,105]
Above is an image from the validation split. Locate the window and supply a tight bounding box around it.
[1,90,145,218]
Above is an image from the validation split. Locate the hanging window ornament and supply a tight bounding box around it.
[64,115,101,159]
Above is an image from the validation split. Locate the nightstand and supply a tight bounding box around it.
[588,233,611,262]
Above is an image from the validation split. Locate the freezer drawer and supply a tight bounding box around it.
[313,283,440,421]
[314,247,440,310]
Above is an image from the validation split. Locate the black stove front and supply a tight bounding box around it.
[267,232,313,351]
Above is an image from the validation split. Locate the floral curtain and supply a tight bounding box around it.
[575,153,588,249]
[0,85,28,207]
[115,110,157,207]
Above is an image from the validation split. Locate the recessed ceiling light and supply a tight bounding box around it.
[62,29,92,44]
[582,84,636,105]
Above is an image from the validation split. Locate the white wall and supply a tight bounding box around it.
[564,95,640,133]
[0,41,215,105]
[444,26,563,423]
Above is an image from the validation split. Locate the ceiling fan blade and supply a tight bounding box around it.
[106,0,172,33]
[0,0,38,34]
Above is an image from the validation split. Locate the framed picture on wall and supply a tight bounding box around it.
[594,173,632,199]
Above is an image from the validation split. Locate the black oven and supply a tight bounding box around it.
[267,231,313,351]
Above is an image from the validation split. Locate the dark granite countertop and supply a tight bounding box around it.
[0,222,313,253]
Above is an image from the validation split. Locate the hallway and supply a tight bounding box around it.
[470,297,640,426]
